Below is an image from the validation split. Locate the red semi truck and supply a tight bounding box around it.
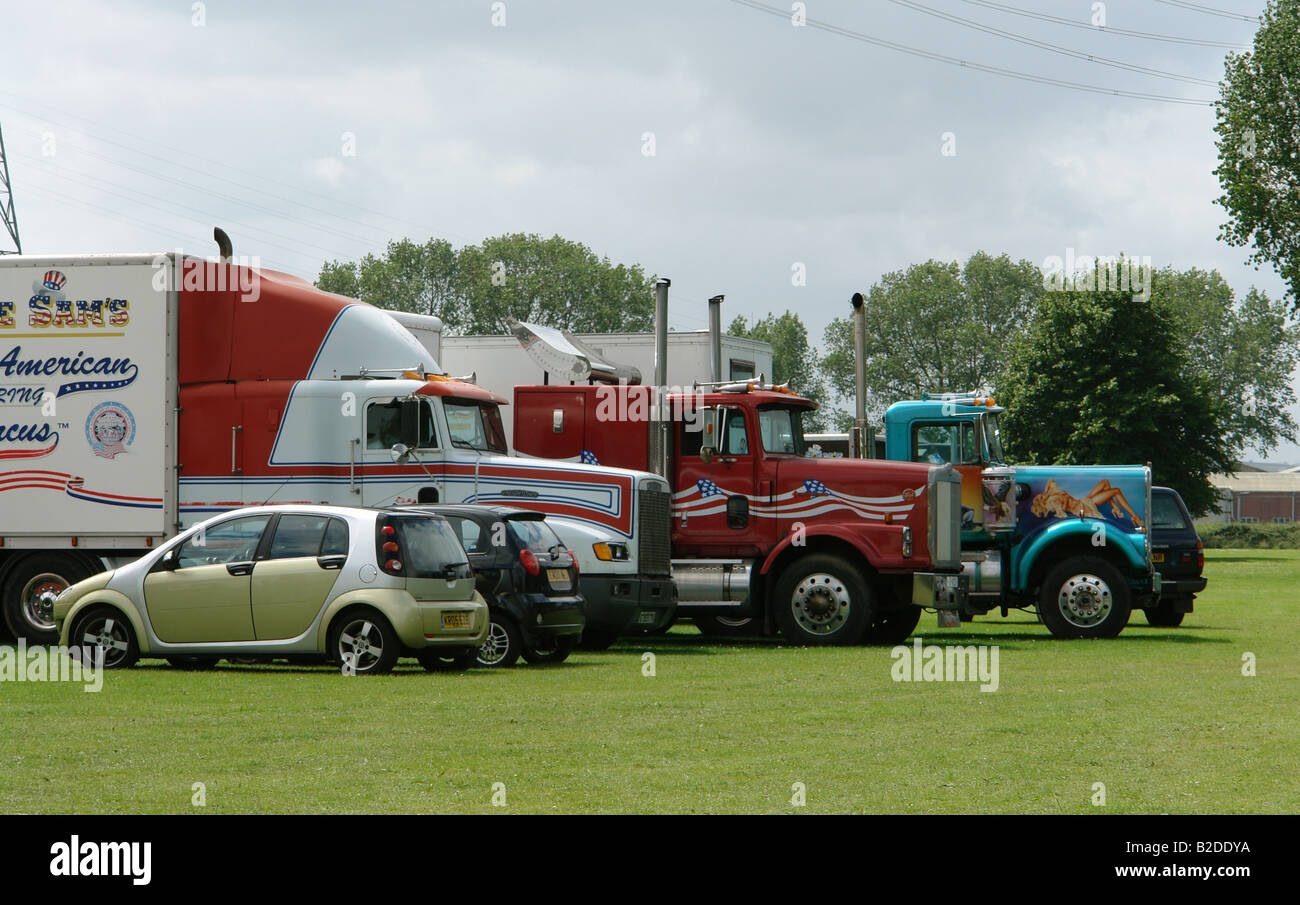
[0,247,673,643]
[512,379,967,644]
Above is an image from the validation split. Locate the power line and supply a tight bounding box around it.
[959,0,1251,48]
[1152,0,1261,23]
[885,0,1219,86]
[728,0,1214,105]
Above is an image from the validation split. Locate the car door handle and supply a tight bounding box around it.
[226,561,254,576]
[317,555,347,571]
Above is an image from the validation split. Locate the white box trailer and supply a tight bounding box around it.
[439,330,773,446]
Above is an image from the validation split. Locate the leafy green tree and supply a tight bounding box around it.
[820,252,1043,423]
[317,234,656,335]
[1152,267,1299,457]
[998,288,1234,516]
[1214,0,1300,312]
[729,311,829,431]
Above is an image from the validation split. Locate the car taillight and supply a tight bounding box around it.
[1197,540,1204,569]
[520,548,540,576]
[377,519,403,575]
[386,559,403,571]
[567,549,579,576]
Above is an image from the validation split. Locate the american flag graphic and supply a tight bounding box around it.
[672,476,924,522]
[579,449,599,465]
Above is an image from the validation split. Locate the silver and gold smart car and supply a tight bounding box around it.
[53,506,489,674]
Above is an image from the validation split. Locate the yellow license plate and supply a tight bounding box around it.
[547,568,571,587]
[1151,553,1165,563]
[441,612,472,630]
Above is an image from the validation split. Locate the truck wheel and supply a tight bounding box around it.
[861,606,922,645]
[1038,557,1132,639]
[521,635,576,665]
[3,553,99,644]
[773,554,873,645]
[69,606,139,670]
[694,615,760,637]
[1144,600,1185,628]
[330,610,400,675]
[476,614,522,667]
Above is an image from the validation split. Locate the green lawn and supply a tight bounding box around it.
[2,550,1296,814]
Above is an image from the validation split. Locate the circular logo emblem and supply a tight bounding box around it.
[903,488,915,502]
[86,401,136,459]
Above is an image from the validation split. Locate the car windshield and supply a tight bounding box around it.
[1151,493,1190,530]
[443,399,508,454]
[758,406,807,456]
[508,517,565,555]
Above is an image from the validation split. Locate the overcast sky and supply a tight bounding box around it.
[2,0,1293,461]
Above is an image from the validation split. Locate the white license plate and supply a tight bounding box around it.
[442,612,471,630]
[547,568,571,588]
[637,610,658,625]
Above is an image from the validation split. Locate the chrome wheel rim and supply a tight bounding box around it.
[477,621,512,666]
[714,616,754,629]
[338,619,385,672]
[77,615,129,668]
[1057,573,1113,628]
[22,572,68,632]
[790,573,851,636]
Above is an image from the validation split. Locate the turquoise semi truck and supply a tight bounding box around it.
[883,393,1158,639]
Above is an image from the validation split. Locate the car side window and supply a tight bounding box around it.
[176,516,271,569]
[449,517,488,555]
[321,518,349,557]
[267,515,331,560]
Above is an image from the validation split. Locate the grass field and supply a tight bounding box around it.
[1,550,1296,814]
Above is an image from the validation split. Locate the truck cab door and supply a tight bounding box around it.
[674,406,762,556]
[360,396,443,507]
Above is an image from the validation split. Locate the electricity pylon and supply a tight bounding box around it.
[0,122,20,255]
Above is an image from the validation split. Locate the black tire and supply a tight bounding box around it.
[1144,599,1186,628]
[1037,556,1132,639]
[476,614,522,668]
[3,553,99,644]
[577,629,619,651]
[772,554,874,645]
[167,656,220,670]
[521,634,576,665]
[861,606,922,645]
[329,609,400,675]
[68,606,139,670]
[694,615,761,637]
[417,648,477,672]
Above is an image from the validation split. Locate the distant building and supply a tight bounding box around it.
[1208,472,1300,523]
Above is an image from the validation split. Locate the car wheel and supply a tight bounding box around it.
[773,554,873,645]
[694,615,760,637]
[577,629,619,651]
[330,610,400,675]
[521,635,576,665]
[476,614,522,668]
[1038,556,1132,639]
[167,656,220,670]
[860,606,922,645]
[1143,600,1186,628]
[417,648,477,672]
[3,553,98,644]
[69,607,138,670]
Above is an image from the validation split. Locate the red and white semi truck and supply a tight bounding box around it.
[506,286,968,644]
[0,247,673,643]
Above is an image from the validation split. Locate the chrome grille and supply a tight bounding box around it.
[638,487,672,577]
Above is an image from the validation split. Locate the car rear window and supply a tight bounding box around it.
[377,515,470,578]
[508,516,565,555]
[1151,493,1190,530]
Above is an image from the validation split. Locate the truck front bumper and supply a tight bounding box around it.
[911,572,970,609]
[578,573,674,634]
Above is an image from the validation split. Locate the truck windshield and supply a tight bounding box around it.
[758,406,806,456]
[982,413,1006,464]
[443,398,508,454]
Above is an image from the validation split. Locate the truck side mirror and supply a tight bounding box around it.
[390,443,411,465]
[726,495,749,530]
[700,446,716,465]
[399,398,422,448]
